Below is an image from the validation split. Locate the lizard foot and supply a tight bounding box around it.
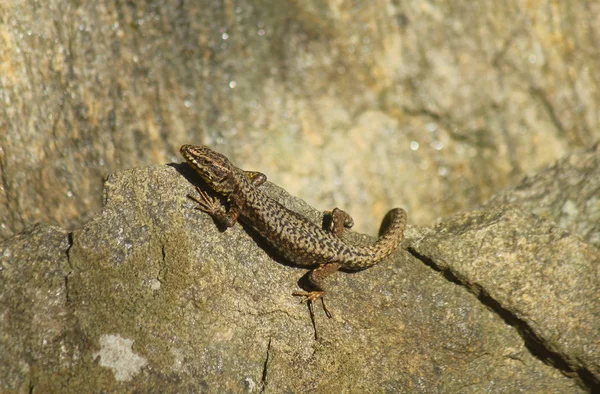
[292,291,332,318]
[188,187,222,215]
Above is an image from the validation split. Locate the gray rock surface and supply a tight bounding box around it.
[0,224,72,392]
[410,207,600,387]
[2,1,600,239]
[485,143,600,248]
[1,157,596,392]
[3,2,599,391]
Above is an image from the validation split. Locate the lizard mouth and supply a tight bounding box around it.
[180,145,209,170]
[180,145,230,184]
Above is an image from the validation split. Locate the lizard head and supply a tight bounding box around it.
[180,144,236,192]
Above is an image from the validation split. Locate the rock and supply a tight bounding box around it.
[410,206,600,389]
[485,143,600,248]
[2,1,600,239]
[0,163,590,392]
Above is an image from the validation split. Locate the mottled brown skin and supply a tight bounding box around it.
[180,144,407,312]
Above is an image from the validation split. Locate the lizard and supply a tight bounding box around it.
[180,144,407,318]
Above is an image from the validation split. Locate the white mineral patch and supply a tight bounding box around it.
[93,334,148,382]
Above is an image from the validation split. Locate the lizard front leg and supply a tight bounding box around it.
[188,172,264,227]
[188,187,240,228]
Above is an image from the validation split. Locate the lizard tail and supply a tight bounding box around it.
[370,207,407,262]
[343,208,406,270]
[341,208,407,270]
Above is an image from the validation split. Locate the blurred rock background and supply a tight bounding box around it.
[1,0,599,238]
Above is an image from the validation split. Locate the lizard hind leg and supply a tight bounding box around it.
[293,262,341,318]
[326,207,354,235]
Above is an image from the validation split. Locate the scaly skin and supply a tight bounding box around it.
[180,144,407,313]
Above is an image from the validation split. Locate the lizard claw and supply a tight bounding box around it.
[292,291,332,318]
[188,187,222,215]
[293,290,325,302]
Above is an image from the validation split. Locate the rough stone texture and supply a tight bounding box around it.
[410,207,600,388]
[2,1,600,240]
[3,3,599,390]
[407,143,600,390]
[485,143,600,248]
[0,162,594,393]
[0,224,74,392]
